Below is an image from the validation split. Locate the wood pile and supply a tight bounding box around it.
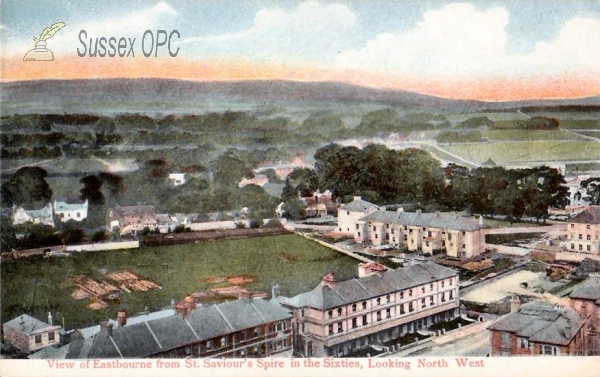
[71,289,90,300]
[73,275,119,297]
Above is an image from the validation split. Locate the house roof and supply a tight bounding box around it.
[116,205,155,216]
[3,314,59,336]
[570,206,600,224]
[359,210,485,231]
[64,298,291,359]
[18,205,53,219]
[55,200,87,211]
[487,303,586,346]
[569,275,600,301]
[282,262,456,310]
[340,197,378,212]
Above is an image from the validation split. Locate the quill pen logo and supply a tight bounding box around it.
[23,22,66,61]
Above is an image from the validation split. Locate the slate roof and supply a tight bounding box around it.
[55,200,87,211]
[359,210,485,231]
[569,275,600,301]
[283,262,456,310]
[340,197,378,212]
[116,205,155,216]
[570,206,600,224]
[64,298,292,359]
[3,314,59,336]
[22,205,53,219]
[487,303,586,346]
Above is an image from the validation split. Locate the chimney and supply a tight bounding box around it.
[117,310,128,327]
[322,272,337,288]
[100,321,113,337]
[510,296,521,313]
[353,196,361,201]
[479,216,484,226]
[47,312,53,326]
[271,284,280,300]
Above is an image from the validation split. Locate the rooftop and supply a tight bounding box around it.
[487,302,586,346]
[570,206,600,224]
[340,196,378,212]
[570,274,600,301]
[282,262,456,310]
[3,314,60,336]
[359,210,485,231]
[64,298,291,359]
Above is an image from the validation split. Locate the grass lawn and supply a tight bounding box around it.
[1,234,359,329]
[482,219,548,228]
[440,140,600,165]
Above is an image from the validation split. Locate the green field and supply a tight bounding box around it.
[480,130,587,141]
[1,234,359,329]
[439,140,600,165]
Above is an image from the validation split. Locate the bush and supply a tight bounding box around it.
[264,218,283,228]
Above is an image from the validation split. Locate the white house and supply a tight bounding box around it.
[168,173,187,186]
[54,199,88,223]
[12,203,55,227]
[3,313,62,353]
[337,196,379,234]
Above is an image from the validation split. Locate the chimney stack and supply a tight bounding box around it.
[510,296,521,313]
[47,312,53,326]
[117,310,128,327]
[100,321,113,337]
[322,272,337,288]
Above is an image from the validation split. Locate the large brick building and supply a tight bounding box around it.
[280,262,459,357]
[35,298,292,359]
[566,206,600,255]
[488,301,588,356]
[355,209,487,258]
[570,274,600,355]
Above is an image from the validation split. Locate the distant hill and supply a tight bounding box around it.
[1,78,599,114]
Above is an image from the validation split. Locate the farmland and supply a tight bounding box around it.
[0,234,359,329]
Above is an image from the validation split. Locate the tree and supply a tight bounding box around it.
[282,198,307,220]
[580,177,600,205]
[1,166,53,208]
[289,168,319,197]
[80,175,105,205]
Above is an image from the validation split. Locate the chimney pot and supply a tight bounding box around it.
[322,272,337,287]
[47,312,53,326]
[117,310,128,327]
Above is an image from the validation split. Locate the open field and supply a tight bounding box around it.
[480,130,587,141]
[439,140,600,165]
[0,234,359,329]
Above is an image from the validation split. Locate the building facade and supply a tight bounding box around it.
[54,199,88,223]
[355,209,486,258]
[280,262,459,357]
[337,196,379,234]
[12,204,55,227]
[107,205,157,234]
[488,302,588,356]
[62,298,292,359]
[566,206,600,255]
[570,274,600,355]
[3,314,62,353]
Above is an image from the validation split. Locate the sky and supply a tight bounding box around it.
[1,0,599,101]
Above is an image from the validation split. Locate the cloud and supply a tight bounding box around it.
[337,3,600,80]
[180,1,357,63]
[3,2,178,57]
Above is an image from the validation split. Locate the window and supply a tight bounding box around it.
[337,322,343,333]
[356,224,359,230]
[587,224,591,230]
[48,332,55,342]
[449,290,454,299]
[362,315,368,326]
[430,283,434,291]
[519,338,528,349]
[386,224,390,229]
[579,234,583,239]
[462,243,466,248]
[386,308,391,318]
[587,235,591,240]
[391,229,395,234]
[448,234,452,240]
[449,279,453,286]
[571,243,575,249]
[540,345,558,356]
[400,304,405,314]
[352,318,357,328]
[441,281,445,288]
[409,302,414,312]
[352,303,357,312]
[34,334,42,344]
[421,286,425,293]
[185,346,191,356]
[362,301,367,310]
[501,332,510,345]
[347,211,350,215]
[358,232,361,237]
[301,309,305,317]
[421,298,426,308]
[441,292,446,302]
[60,213,65,218]
[425,241,429,247]
[430,296,434,305]
[588,245,592,251]
[579,245,583,250]
[386,295,390,303]
[206,340,212,350]
[77,212,81,218]
[400,291,404,299]
[373,226,376,231]
[376,311,382,321]
[570,224,574,228]
[409,289,413,297]
[377,297,381,306]
[328,324,334,335]
[302,323,305,333]
[462,231,466,236]
[328,310,332,318]
[404,226,407,230]
[375,234,378,239]
[220,337,227,347]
